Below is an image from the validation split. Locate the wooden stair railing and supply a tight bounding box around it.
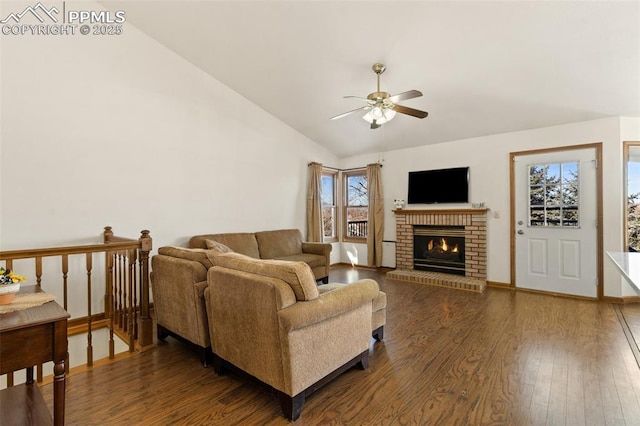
[0,226,153,387]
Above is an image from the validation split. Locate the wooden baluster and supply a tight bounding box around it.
[103,226,114,329]
[35,257,42,287]
[113,252,119,329]
[86,252,93,367]
[128,251,135,352]
[124,251,130,332]
[118,252,125,329]
[107,251,115,359]
[104,250,113,320]
[137,230,153,349]
[62,255,69,310]
[114,252,119,328]
[130,248,138,341]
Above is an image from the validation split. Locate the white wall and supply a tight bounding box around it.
[0,1,337,315]
[340,117,640,297]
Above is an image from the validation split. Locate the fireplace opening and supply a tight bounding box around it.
[413,225,465,275]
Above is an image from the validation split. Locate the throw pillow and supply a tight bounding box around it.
[205,239,233,254]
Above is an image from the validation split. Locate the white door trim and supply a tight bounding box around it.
[509,143,604,299]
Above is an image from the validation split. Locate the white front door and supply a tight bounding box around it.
[514,148,598,298]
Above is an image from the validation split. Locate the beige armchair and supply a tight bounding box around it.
[204,253,380,421]
[151,247,213,366]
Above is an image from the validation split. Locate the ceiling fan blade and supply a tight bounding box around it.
[330,105,370,120]
[388,90,423,103]
[392,104,429,119]
[344,95,370,101]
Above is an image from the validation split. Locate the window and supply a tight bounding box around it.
[321,171,337,242]
[528,162,579,227]
[625,142,640,251]
[344,170,368,240]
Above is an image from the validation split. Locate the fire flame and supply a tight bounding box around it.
[428,237,458,253]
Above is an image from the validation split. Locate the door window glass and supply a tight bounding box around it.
[528,162,579,227]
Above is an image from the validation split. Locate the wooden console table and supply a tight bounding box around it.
[0,286,70,425]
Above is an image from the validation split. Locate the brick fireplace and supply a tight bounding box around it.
[387,209,488,292]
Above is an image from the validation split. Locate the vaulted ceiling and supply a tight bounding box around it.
[105,1,640,157]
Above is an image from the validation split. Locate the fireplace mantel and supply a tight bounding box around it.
[393,208,489,215]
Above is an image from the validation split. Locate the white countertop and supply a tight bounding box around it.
[607,251,640,294]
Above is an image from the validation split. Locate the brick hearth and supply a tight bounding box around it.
[387,209,488,292]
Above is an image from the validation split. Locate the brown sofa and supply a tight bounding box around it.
[189,229,332,283]
[204,252,380,421]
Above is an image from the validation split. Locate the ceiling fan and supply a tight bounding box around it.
[331,63,428,129]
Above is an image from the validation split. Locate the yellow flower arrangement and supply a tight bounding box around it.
[0,267,26,285]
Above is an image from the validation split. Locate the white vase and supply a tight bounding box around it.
[0,283,20,305]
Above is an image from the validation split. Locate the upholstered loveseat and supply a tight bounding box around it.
[204,252,380,421]
[188,229,331,283]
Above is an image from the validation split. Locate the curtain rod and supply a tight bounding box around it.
[308,163,382,172]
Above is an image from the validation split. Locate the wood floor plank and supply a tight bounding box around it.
[34,266,640,425]
[565,358,586,425]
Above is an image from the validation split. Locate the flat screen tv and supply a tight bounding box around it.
[407,167,469,204]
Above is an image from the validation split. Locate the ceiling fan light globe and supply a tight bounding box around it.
[382,109,396,121]
[363,107,396,125]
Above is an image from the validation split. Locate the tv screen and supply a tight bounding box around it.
[407,167,469,204]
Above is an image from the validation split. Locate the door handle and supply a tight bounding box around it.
[517,230,524,235]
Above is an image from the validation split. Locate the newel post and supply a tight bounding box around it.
[137,229,153,350]
[103,226,114,319]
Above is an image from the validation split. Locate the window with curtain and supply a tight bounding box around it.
[343,170,368,240]
[321,170,337,242]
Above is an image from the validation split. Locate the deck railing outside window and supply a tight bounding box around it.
[347,220,368,238]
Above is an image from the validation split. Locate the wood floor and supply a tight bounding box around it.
[40,266,640,425]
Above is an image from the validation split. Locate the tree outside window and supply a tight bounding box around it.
[344,171,368,240]
[321,171,337,241]
[528,162,579,227]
